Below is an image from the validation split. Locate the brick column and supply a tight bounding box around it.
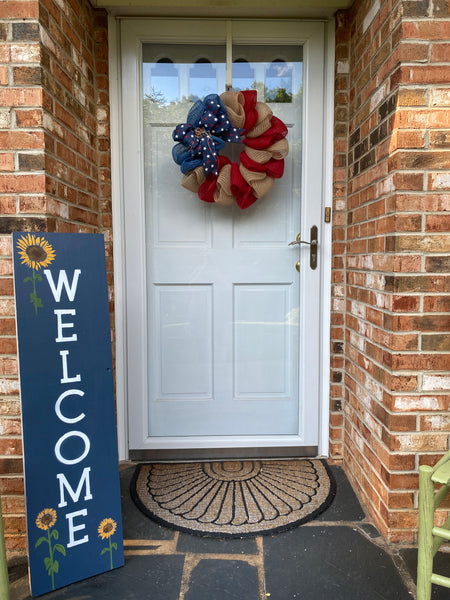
[337,0,450,542]
[0,0,112,557]
[329,10,351,461]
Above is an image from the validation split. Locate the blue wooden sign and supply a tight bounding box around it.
[12,232,124,597]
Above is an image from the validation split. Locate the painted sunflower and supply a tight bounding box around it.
[36,508,57,531]
[17,233,56,271]
[98,518,117,540]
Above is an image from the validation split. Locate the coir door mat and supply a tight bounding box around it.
[131,459,335,538]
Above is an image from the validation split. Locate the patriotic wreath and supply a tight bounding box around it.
[172,90,289,210]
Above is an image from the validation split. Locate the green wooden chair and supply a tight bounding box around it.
[417,449,450,600]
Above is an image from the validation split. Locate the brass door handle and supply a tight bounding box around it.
[288,226,318,270]
[288,233,317,246]
[288,239,317,246]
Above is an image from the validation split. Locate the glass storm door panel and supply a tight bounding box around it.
[121,20,325,451]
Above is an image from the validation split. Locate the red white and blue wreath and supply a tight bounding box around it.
[172,90,289,209]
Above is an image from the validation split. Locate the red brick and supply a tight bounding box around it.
[424,295,450,311]
[387,492,415,509]
[1,496,25,513]
[4,536,27,552]
[0,1,39,18]
[430,130,450,147]
[426,214,450,231]
[0,88,42,107]
[0,198,16,214]
[18,195,47,213]
[0,174,45,193]
[10,44,40,64]
[0,338,17,354]
[52,62,73,93]
[400,66,450,85]
[431,43,450,62]
[15,109,43,128]
[396,109,450,129]
[0,417,21,435]
[420,415,450,432]
[391,130,426,150]
[0,131,44,150]
[392,295,420,312]
[392,354,450,371]
[429,172,450,190]
[3,516,26,535]
[387,511,418,529]
[0,319,16,335]
[393,172,424,191]
[402,20,450,40]
[0,154,14,171]
[0,399,21,414]
[390,151,450,171]
[0,438,22,454]
[0,478,24,496]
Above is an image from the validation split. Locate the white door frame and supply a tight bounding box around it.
[109,16,335,460]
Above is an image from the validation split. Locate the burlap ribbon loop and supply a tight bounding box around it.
[240,165,275,198]
[181,166,207,193]
[221,91,246,129]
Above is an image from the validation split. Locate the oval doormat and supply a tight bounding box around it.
[131,460,336,537]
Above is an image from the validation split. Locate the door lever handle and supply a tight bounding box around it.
[288,226,318,270]
[288,238,317,246]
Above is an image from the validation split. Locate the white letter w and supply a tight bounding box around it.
[44,269,81,302]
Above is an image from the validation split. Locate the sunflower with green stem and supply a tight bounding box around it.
[98,517,118,570]
[35,508,66,590]
[16,234,55,314]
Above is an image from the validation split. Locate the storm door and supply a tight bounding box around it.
[120,20,325,457]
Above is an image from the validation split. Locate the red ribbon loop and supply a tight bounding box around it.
[240,152,285,178]
[230,162,258,209]
[241,90,258,134]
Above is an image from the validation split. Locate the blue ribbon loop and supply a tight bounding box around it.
[172,94,242,177]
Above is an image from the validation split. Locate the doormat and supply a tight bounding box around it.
[131,459,336,538]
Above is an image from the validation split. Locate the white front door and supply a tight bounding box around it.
[120,19,326,457]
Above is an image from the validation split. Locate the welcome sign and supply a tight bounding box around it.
[13,232,124,596]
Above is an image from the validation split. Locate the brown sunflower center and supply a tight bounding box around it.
[26,245,47,263]
[42,514,53,525]
[103,523,113,533]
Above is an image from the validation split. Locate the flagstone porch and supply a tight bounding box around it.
[8,463,439,600]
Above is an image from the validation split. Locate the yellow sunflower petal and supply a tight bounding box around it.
[36,508,57,530]
[16,234,56,271]
[98,518,117,540]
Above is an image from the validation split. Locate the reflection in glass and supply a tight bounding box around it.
[189,59,217,102]
[149,58,179,105]
[265,60,293,103]
[142,44,226,112]
[231,45,302,104]
[232,59,255,92]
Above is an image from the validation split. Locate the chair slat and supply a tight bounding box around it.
[432,526,450,541]
[431,573,450,589]
[432,461,450,485]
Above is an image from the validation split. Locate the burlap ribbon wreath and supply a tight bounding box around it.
[174,90,289,210]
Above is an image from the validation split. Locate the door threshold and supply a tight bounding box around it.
[129,446,318,461]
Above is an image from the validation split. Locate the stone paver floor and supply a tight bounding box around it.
[8,463,439,599]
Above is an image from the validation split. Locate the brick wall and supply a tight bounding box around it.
[0,0,111,556]
[329,10,351,461]
[334,0,450,542]
[1,0,449,557]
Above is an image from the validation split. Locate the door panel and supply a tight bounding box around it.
[121,19,325,452]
